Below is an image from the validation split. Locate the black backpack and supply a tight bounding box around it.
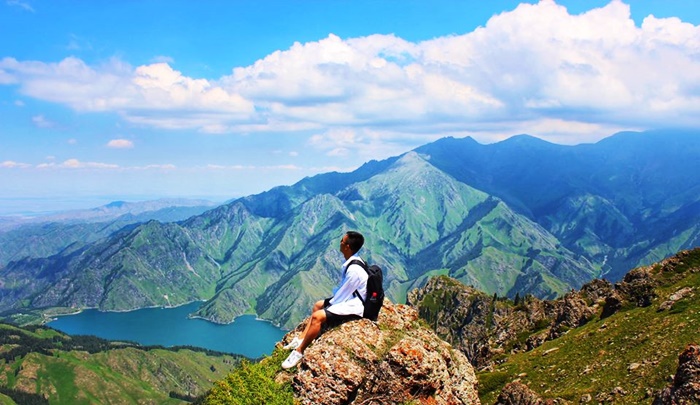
[349,259,385,321]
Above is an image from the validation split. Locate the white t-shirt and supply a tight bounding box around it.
[327,255,368,317]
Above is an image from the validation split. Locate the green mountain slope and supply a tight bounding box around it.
[415,129,700,279]
[409,248,700,404]
[200,249,699,405]
[200,152,594,327]
[0,323,244,404]
[0,130,698,330]
[0,199,218,267]
[0,221,222,313]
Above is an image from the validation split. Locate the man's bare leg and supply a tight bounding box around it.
[283,306,327,369]
[295,308,327,354]
[298,299,325,341]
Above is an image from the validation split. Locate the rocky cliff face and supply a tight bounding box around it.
[408,249,699,369]
[276,301,480,405]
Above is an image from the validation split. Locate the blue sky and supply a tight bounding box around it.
[1,0,699,215]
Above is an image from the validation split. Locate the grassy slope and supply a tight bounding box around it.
[0,324,245,404]
[478,262,700,404]
[199,251,700,405]
[202,348,293,405]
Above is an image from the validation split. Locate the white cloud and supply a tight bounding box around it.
[36,159,120,169]
[66,34,92,51]
[151,55,175,64]
[203,164,300,171]
[0,160,31,168]
[134,164,177,170]
[0,58,256,130]
[31,114,54,128]
[6,0,34,12]
[31,160,183,171]
[107,139,134,149]
[1,1,699,147]
[65,159,119,169]
[308,127,431,160]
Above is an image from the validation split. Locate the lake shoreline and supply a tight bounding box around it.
[45,299,209,319]
[47,302,287,358]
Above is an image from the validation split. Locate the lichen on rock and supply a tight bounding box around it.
[277,301,480,405]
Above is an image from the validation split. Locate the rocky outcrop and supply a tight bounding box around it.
[276,301,480,405]
[614,266,658,307]
[653,344,700,404]
[407,276,601,368]
[495,381,549,405]
[658,287,695,312]
[408,249,700,369]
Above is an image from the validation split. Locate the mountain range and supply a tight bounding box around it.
[202,247,700,404]
[2,249,697,404]
[0,198,218,267]
[0,129,698,329]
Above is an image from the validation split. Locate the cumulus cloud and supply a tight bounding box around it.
[308,127,428,160]
[0,58,256,130]
[1,0,699,149]
[107,139,134,149]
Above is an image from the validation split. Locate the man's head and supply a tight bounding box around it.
[340,231,364,257]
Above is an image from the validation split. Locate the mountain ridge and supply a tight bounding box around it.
[198,248,700,405]
[0,198,220,267]
[0,130,698,329]
[408,247,700,403]
[0,322,246,404]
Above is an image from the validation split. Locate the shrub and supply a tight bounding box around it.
[201,349,293,405]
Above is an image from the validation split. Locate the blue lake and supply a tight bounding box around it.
[48,302,287,359]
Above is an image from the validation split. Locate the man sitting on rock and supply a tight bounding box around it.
[282,231,368,369]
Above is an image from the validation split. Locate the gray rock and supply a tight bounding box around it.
[653,344,700,404]
[279,301,480,405]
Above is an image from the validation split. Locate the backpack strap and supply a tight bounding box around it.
[348,259,368,304]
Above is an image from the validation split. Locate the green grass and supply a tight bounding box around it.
[202,348,294,405]
[36,361,82,405]
[0,323,244,404]
[477,269,700,404]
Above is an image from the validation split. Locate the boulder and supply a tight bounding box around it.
[653,344,700,404]
[495,381,550,405]
[658,287,694,311]
[277,301,480,405]
[615,266,658,307]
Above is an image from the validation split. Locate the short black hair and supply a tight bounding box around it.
[345,231,364,254]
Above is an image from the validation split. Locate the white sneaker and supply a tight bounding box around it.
[282,350,303,369]
[283,337,303,350]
